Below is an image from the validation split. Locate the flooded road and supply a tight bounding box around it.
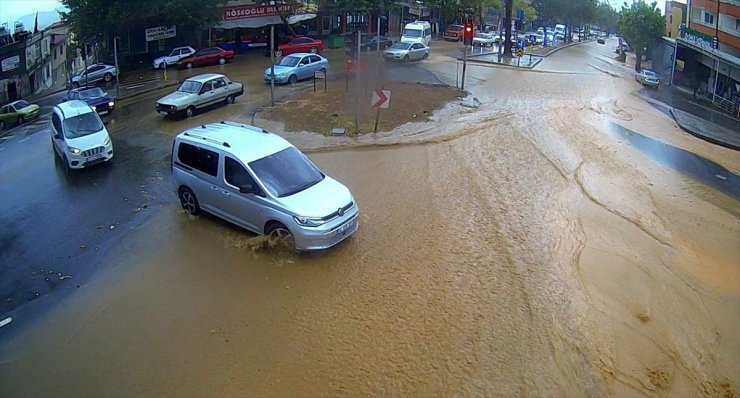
[1,38,738,397]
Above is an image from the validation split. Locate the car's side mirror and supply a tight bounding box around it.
[239,184,259,195]
[227,81,233,84]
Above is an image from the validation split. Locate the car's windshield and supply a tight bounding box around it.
[449,26,463,32]
[13,100,30,109]
[475,33,489,39]
[177,80,202,94]
[278,56,300,67]
[644,71,657,77]
[62,112,104,139]
[403,29,422,38]
[79,88,105,99]
[249,147,325,198]
[390,42,412,50]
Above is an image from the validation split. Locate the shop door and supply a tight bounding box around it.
[322,16,331,35]
[7,81,18,101]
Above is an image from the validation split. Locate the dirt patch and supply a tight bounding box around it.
[261,81,463,135]
[648,368,671,389]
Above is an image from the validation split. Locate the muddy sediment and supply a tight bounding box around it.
[0,40,738,397]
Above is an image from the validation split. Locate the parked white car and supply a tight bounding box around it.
[51,100,113,170]
[71,63,119,88]
[153,46,196,69]
[473,32,496,47]
[155,73,244,118]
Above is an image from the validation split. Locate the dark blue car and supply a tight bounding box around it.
[64,87,116,116]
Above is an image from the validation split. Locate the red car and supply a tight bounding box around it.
[178,47,234,69]
[271,37,323,57]
[443,25,464,41]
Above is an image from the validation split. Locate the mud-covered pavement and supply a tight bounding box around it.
[1,37,738,397]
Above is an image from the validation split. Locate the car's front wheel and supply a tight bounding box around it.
[225,94,235,104]
[72,81,79,88]
[159,62,165,69]
[289,74,297,84]
[186,62,193,69]
[423,53,429,60]
[185,106,195,118]
[104,73,112,82]
[275,50,283,57]
[403,55,410,62]
[179,187,200,215]
[17,116,24,125]
[266,222,295,250]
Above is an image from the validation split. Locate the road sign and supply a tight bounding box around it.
[371,89,391,109]
[516,9,524,21]
[516,48,524,57]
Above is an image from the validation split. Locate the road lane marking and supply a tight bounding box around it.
[19,136,32,143]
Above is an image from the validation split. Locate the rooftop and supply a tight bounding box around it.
[186,73,226,83]
[56,100,94,118]
[179,122,292,164]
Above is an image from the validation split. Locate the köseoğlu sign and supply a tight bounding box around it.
[222,4,292,21]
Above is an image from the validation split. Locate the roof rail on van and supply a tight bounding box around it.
[219,120,269,134]
[183,131,231,148]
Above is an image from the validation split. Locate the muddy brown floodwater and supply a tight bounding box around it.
[0,39,738,397]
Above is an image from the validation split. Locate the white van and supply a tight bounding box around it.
[401,21,432,46]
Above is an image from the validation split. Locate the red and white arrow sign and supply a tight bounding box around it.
[371,89,391,109]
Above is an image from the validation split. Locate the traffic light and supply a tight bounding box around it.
[463,22,474,45]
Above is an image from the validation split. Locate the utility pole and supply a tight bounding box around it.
[113,36,120,97]
[83,42,89,87]
[354,29,361,135]
[270,24,275,107]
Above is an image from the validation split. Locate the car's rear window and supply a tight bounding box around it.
[177,142,219,177]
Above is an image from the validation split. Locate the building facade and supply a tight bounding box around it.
[665,1,688,38]
[687,0,740,56]
[668,0,740,115]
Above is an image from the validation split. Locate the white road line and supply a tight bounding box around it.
[18,136,32,143]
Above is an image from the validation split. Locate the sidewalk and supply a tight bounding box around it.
[641,85,740,151]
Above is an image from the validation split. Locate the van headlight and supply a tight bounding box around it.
[294,216,327,227]
[108,101,115,107]
[104,137,111,146]
[69,147,81,154]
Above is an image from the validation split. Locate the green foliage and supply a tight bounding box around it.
[531,0,597,24]
[60,0,225,41]
[595,2,618,33]
[617,0,664,70]
[319,0,394,13]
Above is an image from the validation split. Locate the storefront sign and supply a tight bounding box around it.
[681,26,712,49]
[222,4,292,21]
[1,55,20,72]
[145,26,176,42]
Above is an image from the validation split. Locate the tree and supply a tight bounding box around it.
[503,0,513,54]
[617,0,664,71]
[258,0,322,36]
[60,0,224,44]
[595,2,618,35]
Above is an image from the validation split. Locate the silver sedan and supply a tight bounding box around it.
[383,42,430,62]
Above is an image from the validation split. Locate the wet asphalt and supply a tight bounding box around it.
[0,48,441,317]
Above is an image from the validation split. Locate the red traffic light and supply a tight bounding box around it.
[463,22,474,45]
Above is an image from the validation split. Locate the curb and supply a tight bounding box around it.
[539,39,594,57]
[456,40,591,69]
[116,81,179,101]
[670,108,740,151]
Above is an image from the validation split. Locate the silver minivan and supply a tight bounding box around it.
[171,121,359,250]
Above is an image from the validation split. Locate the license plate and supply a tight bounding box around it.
[98,110,108,115]
[86,155,102,162]
[337,219,355,236]
[159,111,168,115]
